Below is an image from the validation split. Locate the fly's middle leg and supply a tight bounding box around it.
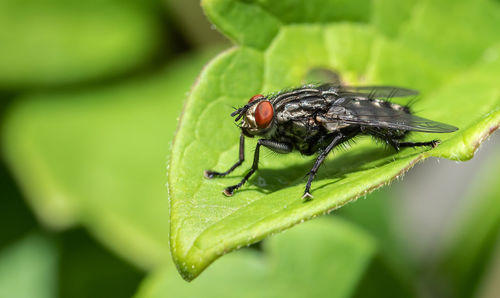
[223,139,292,196]
[204,134,245,179]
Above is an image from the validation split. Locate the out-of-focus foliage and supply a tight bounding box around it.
[0,234,57,298]
[135,218,415,298]
[166,0,229,47]
[335,189,416,278]
[0,0,167,89]
[436,151,500,298]
[2,50,217,269]
[169,0,500,280]
[0,164,37,248]
[0,0,228,296]
[57,228,143,298]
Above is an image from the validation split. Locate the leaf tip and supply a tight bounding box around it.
[171,254,199,282]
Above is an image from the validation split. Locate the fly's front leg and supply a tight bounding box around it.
[303,134,345,200]
[224,139,292,196]
[204,134,245,179]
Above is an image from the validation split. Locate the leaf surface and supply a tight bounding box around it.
[170,0,500,280]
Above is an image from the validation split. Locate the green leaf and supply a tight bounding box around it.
[0,0,165,89]
[397,0,500,71]
[436,147,500,298]
[0,163,37,248]
[170,0,500,280]
[1,50,216,269]
[202,0,371,50]
[202,0,281,50]
[336,188,417,278]
[135,218,415,298]
[371,0,417,37]
[166,0,229,47]
[58,229,143,298]
[0,234,57,298]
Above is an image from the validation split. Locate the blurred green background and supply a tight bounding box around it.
[0,0,498,297]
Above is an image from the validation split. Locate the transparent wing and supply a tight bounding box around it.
[338,113,459,133]
[321,98,458,133]
[317,84,419,99]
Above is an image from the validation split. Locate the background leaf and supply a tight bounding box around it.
[1,50,216,269]
[434,149,500,298]
[136,218,415,298]
[0,163,37,248]
[0,0,166,89]
[169,0,500,280]
[0,234,57,298]
[335,188,416,280]
[57,228,143,298]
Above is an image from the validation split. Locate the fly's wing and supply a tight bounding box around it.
[322,98,458,133]
[317,84,419,99]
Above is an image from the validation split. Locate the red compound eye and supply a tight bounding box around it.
[248,94,264,103]
[255,101,273,128]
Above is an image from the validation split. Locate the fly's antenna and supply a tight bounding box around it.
[230,100,260,121]
[230,107,245,121]
[230,106,241,114]
[231,108,245,121]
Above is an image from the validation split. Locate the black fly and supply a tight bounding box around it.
[204,84,458,200]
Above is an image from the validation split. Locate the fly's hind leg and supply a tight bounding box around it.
[303,133,347,200]
[223,139,292,197]
[366,128,439,151]
[390,139,440,151]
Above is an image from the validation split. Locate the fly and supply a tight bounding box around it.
[204,84,458,200]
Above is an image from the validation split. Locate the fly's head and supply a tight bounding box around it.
[231,94,275,138]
